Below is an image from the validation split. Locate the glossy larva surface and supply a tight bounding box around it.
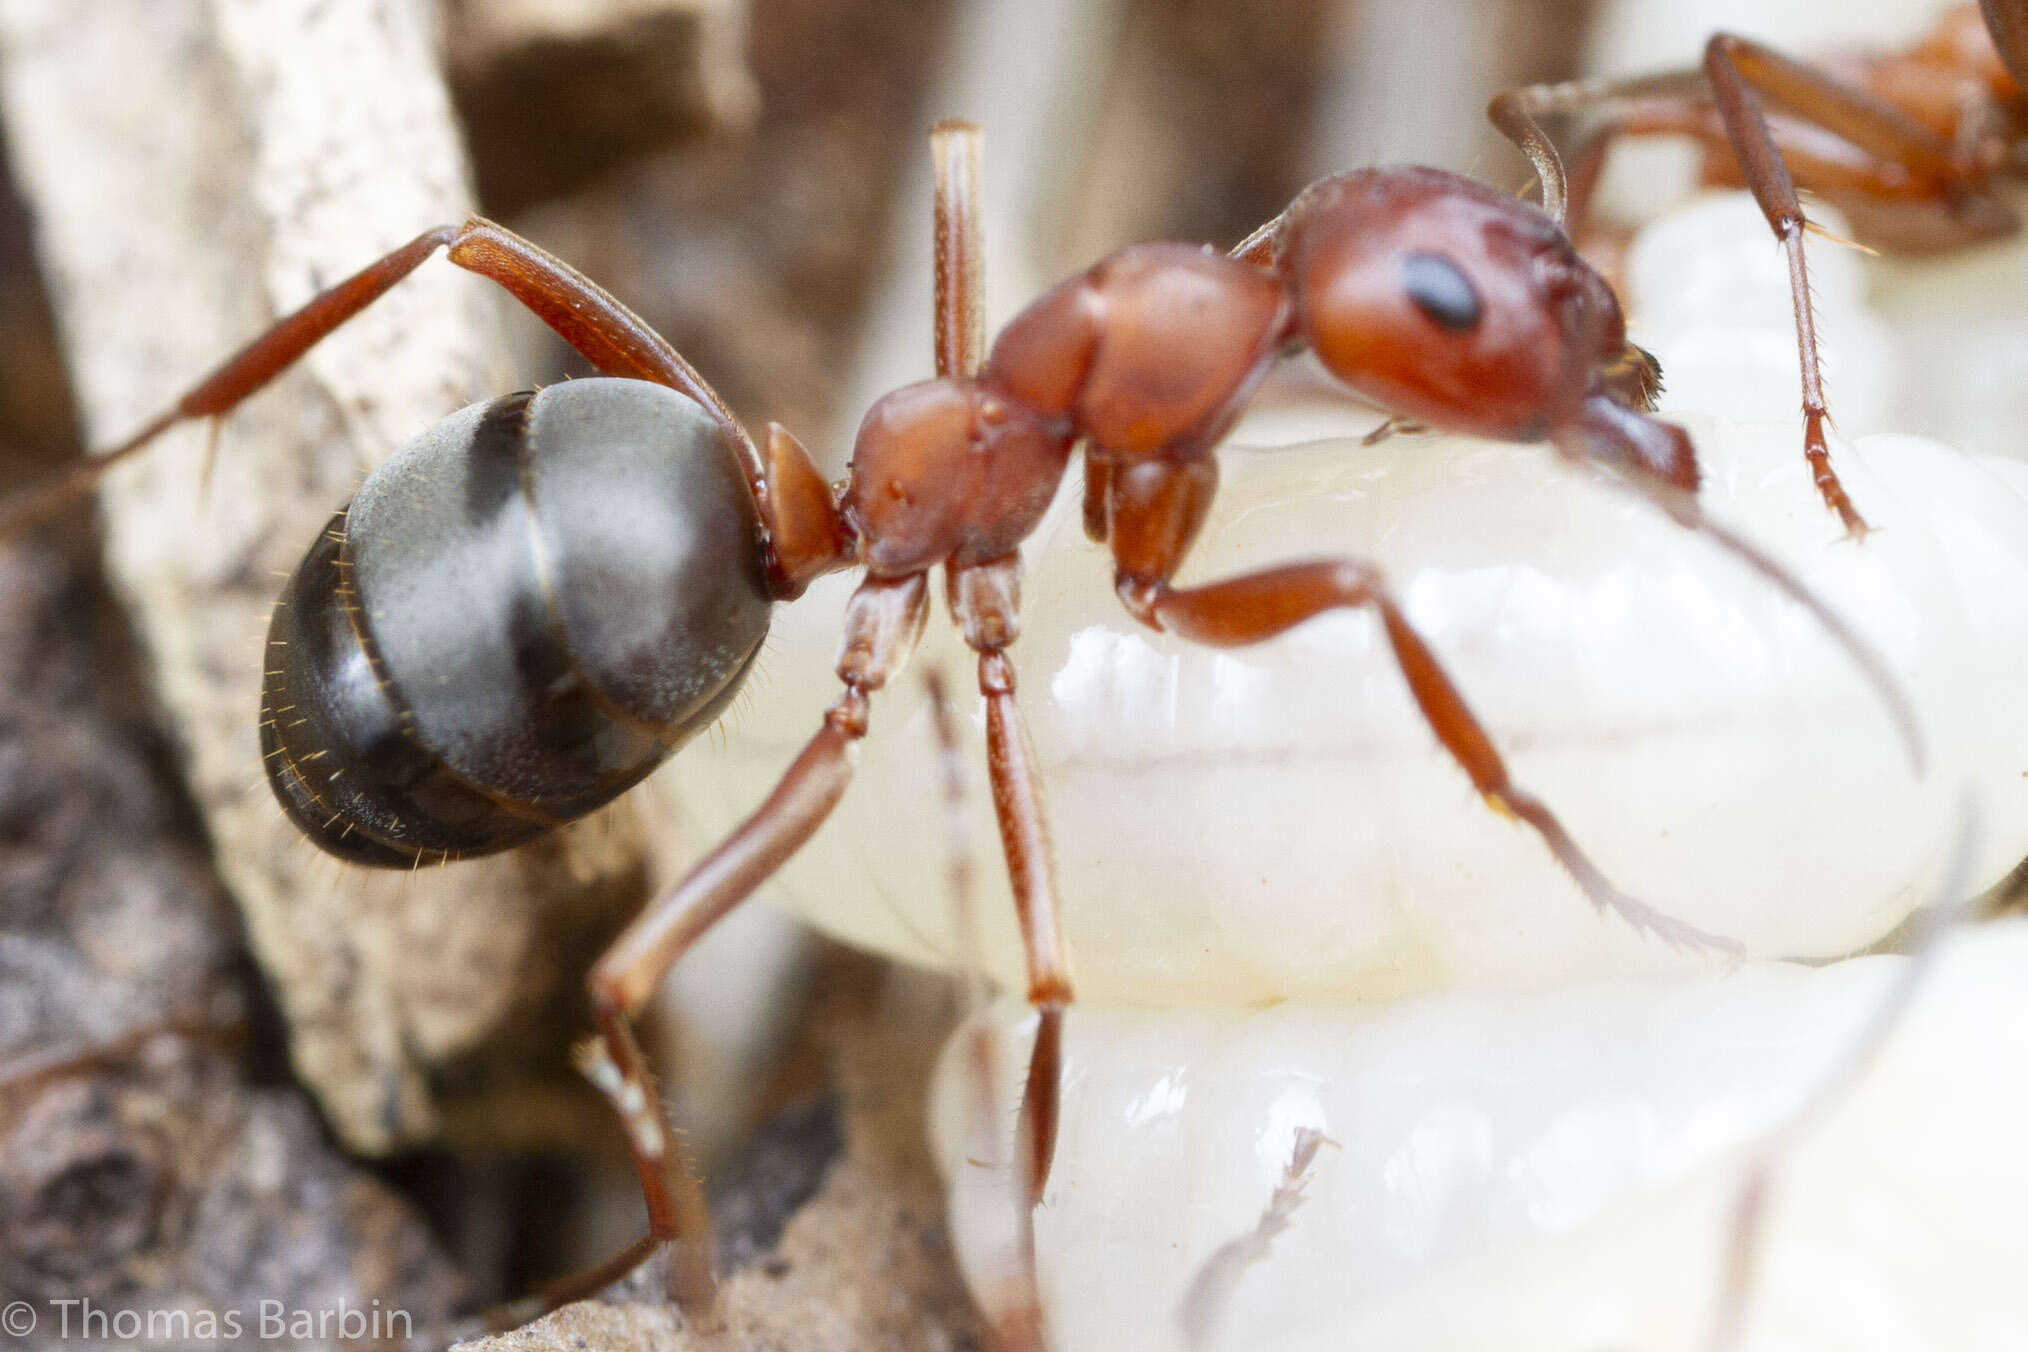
[664,409,2028,1003]
[927,921,2028,1352]
[1870,228,2028,465]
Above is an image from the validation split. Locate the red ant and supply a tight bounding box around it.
[1492,0,2028,538]
[0,114,1923,1337]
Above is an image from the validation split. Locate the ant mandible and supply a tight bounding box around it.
[0,117,1924,1331]
[1492,0,2028,537]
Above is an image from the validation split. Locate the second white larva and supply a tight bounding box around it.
[930,921,2028,1352]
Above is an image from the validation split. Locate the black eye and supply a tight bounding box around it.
[1402,253,1481,332]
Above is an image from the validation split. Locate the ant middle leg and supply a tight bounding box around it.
[1102,453,1742,954]
[931,129,1059,1349]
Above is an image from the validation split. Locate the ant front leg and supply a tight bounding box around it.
[1102,453,1742,954]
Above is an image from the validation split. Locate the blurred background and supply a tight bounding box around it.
[0,0,1986,1347]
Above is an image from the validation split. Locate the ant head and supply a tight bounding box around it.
[1278,167,1618,443]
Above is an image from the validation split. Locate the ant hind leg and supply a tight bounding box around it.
[0,216,773,541]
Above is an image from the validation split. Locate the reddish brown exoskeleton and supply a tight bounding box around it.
[0,119,1924,1341]
[1492,0,2028,536]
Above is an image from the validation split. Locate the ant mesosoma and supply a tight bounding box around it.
[1492,0,2028,537]
[0,118,1924,1332]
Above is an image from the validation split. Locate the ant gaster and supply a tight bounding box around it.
[0,120,1923,1335]
[1493,0,2028,537]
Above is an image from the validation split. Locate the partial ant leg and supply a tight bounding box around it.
[1179,1127,1332,1352]
[928,115,1070,1190]
[0,226,455,537]
[1361,415,1427,447]
[947,554,1075,1207]
[521,572,930,1326]
[1490,40,1977,537]
[932,141,1076,1139]
[481,1234,666,1334]
[1698,33,1976,538]
[1983,0,2028,87]
[437,221,761,483]
[929,121,1074,1188]
[1555,394,1923,773]
[1101,454,1741,954]
[1705,793,1978,1351]
[0,1016,242,1092]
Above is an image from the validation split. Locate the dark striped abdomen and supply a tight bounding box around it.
[261,380,772,867]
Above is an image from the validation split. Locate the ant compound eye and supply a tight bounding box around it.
[1401,252,1482,332]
